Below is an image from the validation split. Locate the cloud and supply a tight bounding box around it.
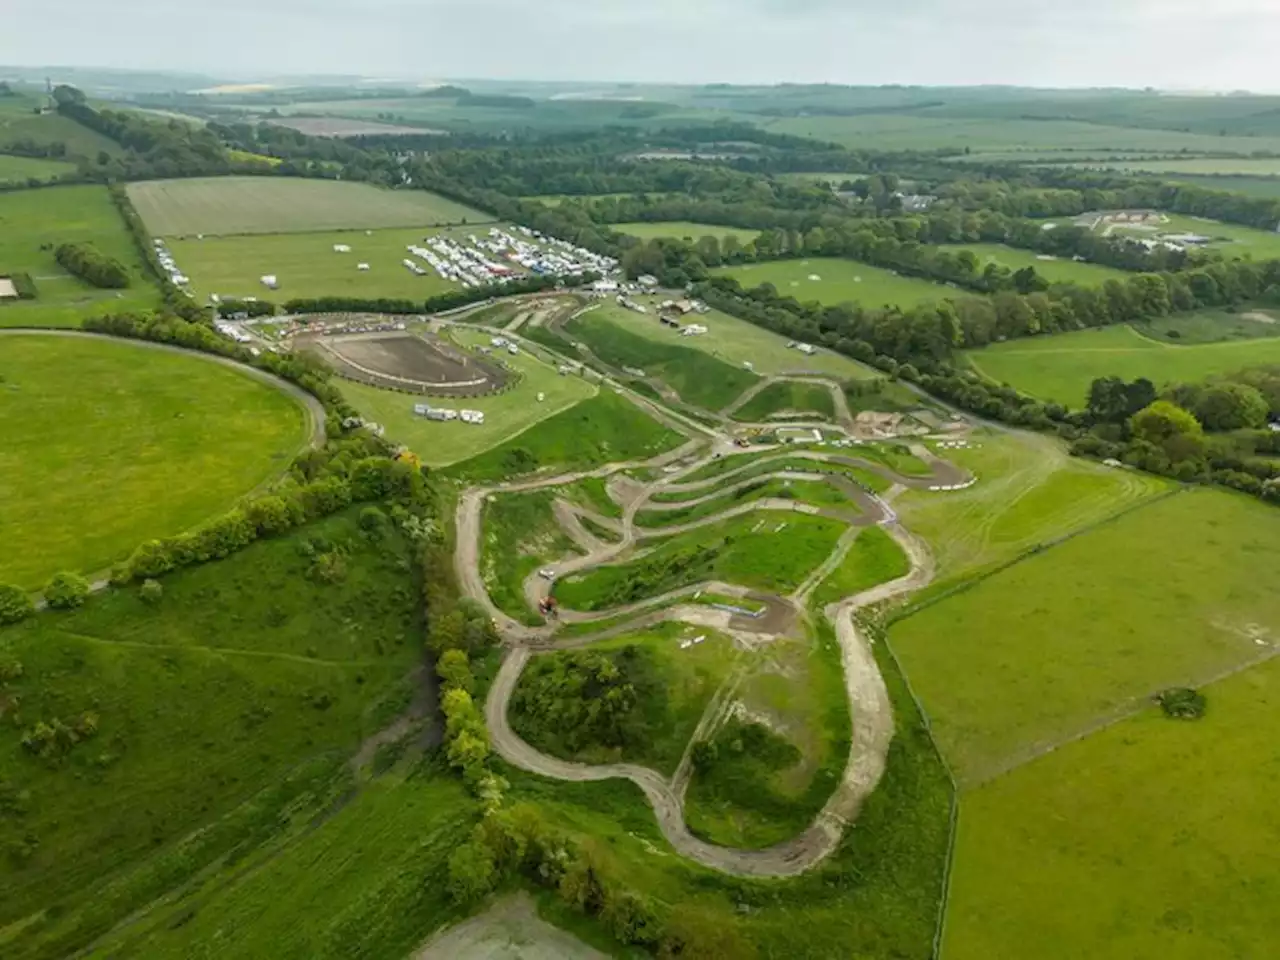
[0,0,1277,91]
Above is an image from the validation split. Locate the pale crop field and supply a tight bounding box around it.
[892,488,1280,786]
[965,324,1280,408]
[126,177,495,237]
[945,654,1280,960]
[714,257,959,310]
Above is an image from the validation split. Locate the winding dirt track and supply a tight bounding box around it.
[458,390,974,876]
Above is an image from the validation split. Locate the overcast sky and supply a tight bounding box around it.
[3,0,1278,92]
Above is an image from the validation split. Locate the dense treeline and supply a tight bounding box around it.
[1070,370,1280,501]
[108,184,209,322]
[281,271,598,317]
[972,169,1280,231]
[0,138,69,159]
[696,254,1280,364]
[54,242,130,289]
[5,273,37,299]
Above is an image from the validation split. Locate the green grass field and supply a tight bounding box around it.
[714,257,958,310]
[341,331,597,469]
[966,324,1280,408]
[89,766,475,960]
[897,430,1169,589]
[0,509,422,960]
[635,476,854,529]
[612,221,761,244]
[812,526,910,608]
[731,380,837,421]
[554,511,846,612]
[1059,156,1280,176]
[566,310,759,410]
[442,388,684,485]
[511,622,739,775]
[0,185,162,328]
[0,111,123,160]
[481,490,581,626]
[945,653,1280,960]
[762,114,1280,155]
[942,243,1128,286]
[1166,174,1280,199]
[1133,307,1280,344]
[0,154,76,184]
[594,297,877,379]
[0,335,310,588]
[126,177,494,237]
[166,227,467,302]
[892,489,1280,786]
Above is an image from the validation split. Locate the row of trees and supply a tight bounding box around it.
[280,272,598,318]
[54,243,130,289]
[694,255,1280,366]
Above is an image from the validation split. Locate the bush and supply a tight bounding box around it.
[5,273,37,299]
[1157,687,1206,720]
[0,585,34,625]
[139,579,163,605]
[54,242,130,289]
[43,572,90,610]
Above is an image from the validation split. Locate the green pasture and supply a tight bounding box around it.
[166,227,469,303]
[892,489,1280,786]
[761,113,1280,155]
[481,490,581,626]
[442,388,684,485]
[0,185,162,328]
[554,511,846,612]
[612,221,761,244]
[1134,307,1280,344]
[511,622,739,775]
[520,192,672,207]
[811,526,910,608]
[966,324,1280,408]
[731,380,837,421]
[0,111,123,159]
[0,154,76,184]
[713,257,958,310]
[90,768,475,960]
[635,475,855,529]
[565,309,759,410]
[0,510,421,959]
[945,654,1280,960]
[0,335,310,588]
[1167,174,1280,199]
[341,333,597,469]
[897,429,1168,590]
[941,242,1128,286]
[595,296,877,379]
[126,177,494,237]
[1061,156,1280,176]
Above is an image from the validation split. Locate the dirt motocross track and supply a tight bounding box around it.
[453,379,972,877]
